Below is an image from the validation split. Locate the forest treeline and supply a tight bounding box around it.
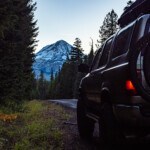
[0,1,133,104]
[34,0,134,100]
[0,0,38,105]
[32,37,94,100]
[33,9,119,100]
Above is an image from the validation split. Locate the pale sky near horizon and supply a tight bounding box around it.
[34,0,131,54]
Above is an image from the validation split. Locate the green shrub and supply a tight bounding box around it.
[0,100,26,114]
[0,100,66,150]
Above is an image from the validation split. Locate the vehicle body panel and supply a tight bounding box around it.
[79,14,150,135]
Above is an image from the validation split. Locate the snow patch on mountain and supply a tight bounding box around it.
[32,40,73,80]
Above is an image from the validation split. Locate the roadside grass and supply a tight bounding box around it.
[0,100,70,150]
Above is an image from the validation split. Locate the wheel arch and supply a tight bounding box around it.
[100,86,111,104]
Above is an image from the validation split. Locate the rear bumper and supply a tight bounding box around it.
[113,96,150,128]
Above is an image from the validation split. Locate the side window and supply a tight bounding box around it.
[112,25,132,58]
[99,38,113,67]
[90,48,102,71]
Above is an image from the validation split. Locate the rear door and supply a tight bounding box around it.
[84,38,113,105]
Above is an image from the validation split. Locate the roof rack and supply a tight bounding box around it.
[118,0,150,28]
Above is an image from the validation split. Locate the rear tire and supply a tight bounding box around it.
[99,102,125,146]
[77,99,95,140]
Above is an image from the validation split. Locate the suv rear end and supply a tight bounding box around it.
[77,14,150,144]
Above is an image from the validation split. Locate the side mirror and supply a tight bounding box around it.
[78,63,89,73]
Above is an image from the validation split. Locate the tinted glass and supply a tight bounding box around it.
[90,48,101,71]
[99,38,112,67]
[112,26,132,58]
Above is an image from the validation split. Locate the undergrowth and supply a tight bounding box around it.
[0,100,70,150]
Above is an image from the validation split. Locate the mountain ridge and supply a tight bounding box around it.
[32,40,73,80]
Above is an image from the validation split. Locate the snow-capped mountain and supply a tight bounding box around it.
[32,40,73,80]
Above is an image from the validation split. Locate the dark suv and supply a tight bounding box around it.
[77,13,150,144]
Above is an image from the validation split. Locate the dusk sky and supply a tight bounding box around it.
[34,0,132,54]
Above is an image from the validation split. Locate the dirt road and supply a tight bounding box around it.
[61,108,105,150]
[48,100,150,150]
[62,108,150,150]
[49,99,77,109]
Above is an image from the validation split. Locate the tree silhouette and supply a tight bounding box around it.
[96,9,118,48]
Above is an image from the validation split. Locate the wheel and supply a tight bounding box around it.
[99,102,125,145]
[130,34,150,102]
[77,99,95,140]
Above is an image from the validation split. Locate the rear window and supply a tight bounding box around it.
[112,25,133,58]
[98,38,113,67]
[90,48,101,71]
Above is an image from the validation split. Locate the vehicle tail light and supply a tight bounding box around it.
[126,80,136,94]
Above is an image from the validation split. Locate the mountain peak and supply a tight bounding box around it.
[55,40,67,44]
[33,40,73,80]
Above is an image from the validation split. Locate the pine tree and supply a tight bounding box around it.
[53,70,61,99]
[96,9,118,48]
[50,68,54,81]
[83,55,88,64]
[20,0,38,99]
[48,38,85,99]
[0,0,38,104]
[38,71,49,100]
[0,1,15,38]
[88,38,94,66]
[70,38,84,98]
[70,38,84,64]
[47,69,56,99]
[30,73,39,99]
[56,62,76,98]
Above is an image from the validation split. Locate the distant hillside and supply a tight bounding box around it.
[32,40,73,80]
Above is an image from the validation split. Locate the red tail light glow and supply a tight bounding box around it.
[126,80,136,94]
